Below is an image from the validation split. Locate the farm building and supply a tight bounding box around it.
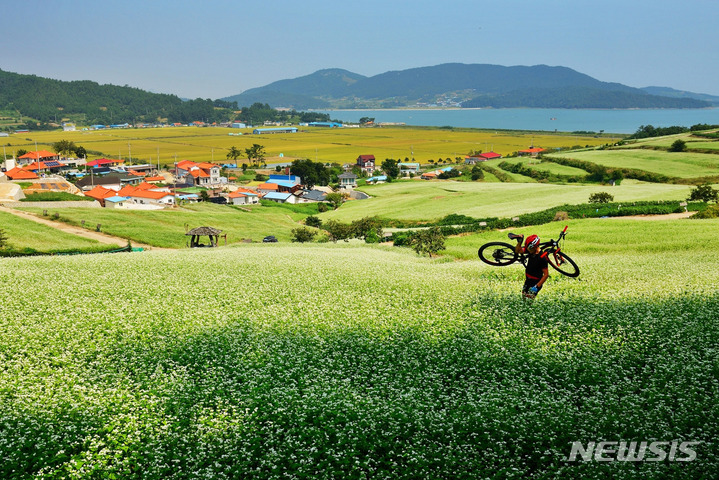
[252,127,298,134]
[465,152,502,164]
[308,122,342,128]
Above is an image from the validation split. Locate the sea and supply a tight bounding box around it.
[315,108,719,135]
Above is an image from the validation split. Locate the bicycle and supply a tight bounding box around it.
[477,225,580,277]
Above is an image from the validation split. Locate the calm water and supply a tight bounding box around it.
[317,108,719,134]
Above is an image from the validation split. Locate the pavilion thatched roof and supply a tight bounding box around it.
[186,226,223,236]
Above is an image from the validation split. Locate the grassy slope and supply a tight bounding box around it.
[548,148,719,178]
[0,210,119,253]
[1,218,717,478]
[19,203,309,248]
[320,180,691,222]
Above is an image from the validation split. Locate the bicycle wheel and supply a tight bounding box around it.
[547,251,580,277]
[478,242,519,267]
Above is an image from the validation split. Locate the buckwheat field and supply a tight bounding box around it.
[1,218,717,479]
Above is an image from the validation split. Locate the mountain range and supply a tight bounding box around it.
[222,63,719,110]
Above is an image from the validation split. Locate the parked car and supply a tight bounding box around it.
[263,235,278,243]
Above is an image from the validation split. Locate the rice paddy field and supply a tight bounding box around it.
[1,216,717,479]
[6,126,609,166]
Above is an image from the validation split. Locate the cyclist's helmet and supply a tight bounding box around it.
[525,234,540,250]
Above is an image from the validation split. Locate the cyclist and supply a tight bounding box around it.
[511,234,549,299]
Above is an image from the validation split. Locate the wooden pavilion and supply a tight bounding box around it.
[186,226,223,248]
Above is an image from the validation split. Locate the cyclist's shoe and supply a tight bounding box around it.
[507,233,524,241]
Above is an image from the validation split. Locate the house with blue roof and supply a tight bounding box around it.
[262,192,294,204]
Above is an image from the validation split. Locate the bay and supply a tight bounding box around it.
[316,108,719,134]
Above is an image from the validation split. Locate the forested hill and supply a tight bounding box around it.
[0,69,237,126]
[224,63,712,109]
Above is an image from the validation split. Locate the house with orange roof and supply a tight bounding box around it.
[517,147,545,157]
[175,160,221,186]
[5,166,39,180]
[23,160,67,174]
[256,182,280,194]
[84,186,119,206]
[228,187,259,205]
[126,189,175,206]
[17,150,59,166]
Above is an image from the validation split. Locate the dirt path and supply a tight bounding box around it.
[0,206,167,250]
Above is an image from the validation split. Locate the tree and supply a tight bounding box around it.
[291,159,330,189]
[245,144,266,167]
[291,227,317,243]
[471,165,484,181]
[688,184,719,203]
[359,117,375,125]
[226,146,242,161]
[325,192,344,210]
[381,158,400,180]
[323,220,352,242]
[350,216,384,241]
[52,139,78,157]
[16,149,28,158]
[74,145,87,159]
[669,139,687,152]
[410,227,445,257]
[589,192,614,204]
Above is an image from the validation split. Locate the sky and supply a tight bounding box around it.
[2,0,719,100]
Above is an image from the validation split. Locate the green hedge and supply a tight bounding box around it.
[391,201,694,243]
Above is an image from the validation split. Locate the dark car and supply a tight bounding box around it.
[263,235,278,243]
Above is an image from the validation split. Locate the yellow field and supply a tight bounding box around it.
[4,126,610,167]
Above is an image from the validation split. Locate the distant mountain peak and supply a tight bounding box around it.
[222,63,712,110]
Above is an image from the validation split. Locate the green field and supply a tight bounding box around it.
[0,210,120,254]
[19,203,311,247]
[1,217,717,478]
[547,148,719,179]
[5,125,610,167]
[320,180,692,223]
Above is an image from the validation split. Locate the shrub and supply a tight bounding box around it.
[589,192,614,204]
[688,184,718,203]
[692,204,719,219]
[304,216,322,228]
[410,227,445,257]
[290,227,317,243]
[553,211,569,221]
[0,229,7,249]
[669,139,687,152]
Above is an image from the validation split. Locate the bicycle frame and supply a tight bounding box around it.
[516,226,568,267]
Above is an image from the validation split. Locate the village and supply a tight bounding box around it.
[0,147,546,210]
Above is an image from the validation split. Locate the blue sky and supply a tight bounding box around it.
[2,0,718,99]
